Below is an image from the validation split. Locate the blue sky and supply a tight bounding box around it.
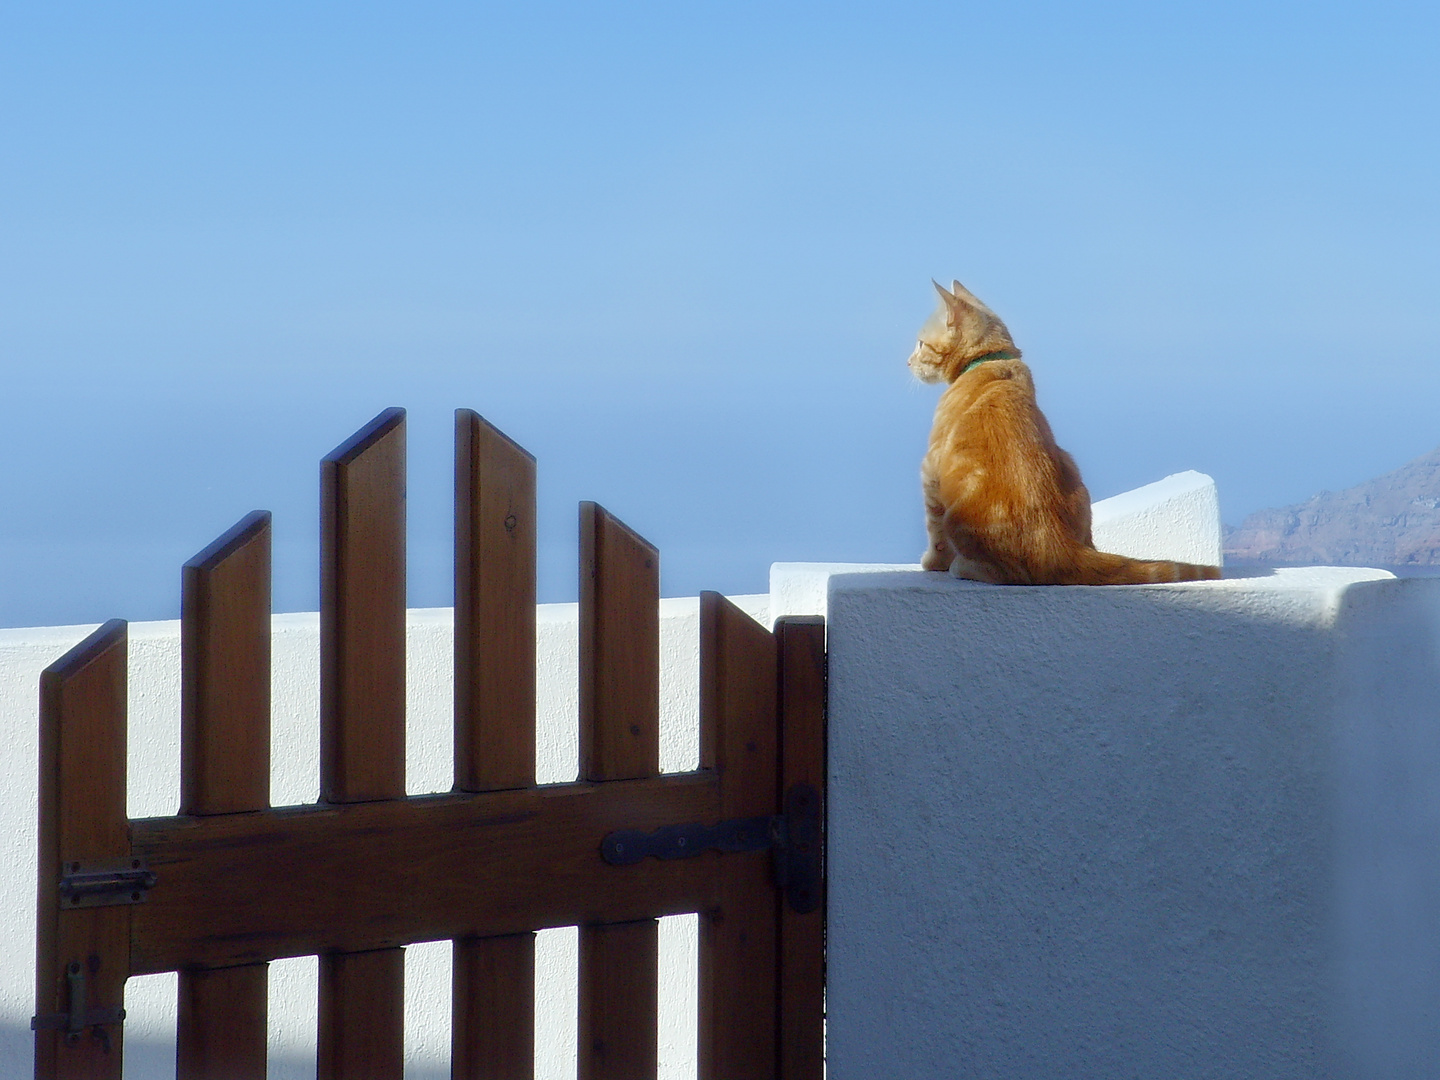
[3,2,1438,626]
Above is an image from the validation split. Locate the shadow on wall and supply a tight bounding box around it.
[0,1025,452,1080]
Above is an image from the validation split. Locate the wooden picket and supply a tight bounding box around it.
[177,508,272,1079]
[453,408,538,1079]
[318,406,408,1080]
[34,620,129,1079]
[33,406,825,1080]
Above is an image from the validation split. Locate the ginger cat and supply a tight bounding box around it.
[909,280,1222,585]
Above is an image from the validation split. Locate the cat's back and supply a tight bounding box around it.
[926,356,1076,504]
[929,358,1038,442]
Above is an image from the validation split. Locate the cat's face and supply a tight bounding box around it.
[906,302,954,385]
[906,280,1017,383]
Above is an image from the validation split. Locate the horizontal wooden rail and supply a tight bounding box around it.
[128,772,729,975]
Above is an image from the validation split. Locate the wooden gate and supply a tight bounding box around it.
[33,407,825,1079]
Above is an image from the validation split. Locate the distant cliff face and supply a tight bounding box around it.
[1225,447,1440,566]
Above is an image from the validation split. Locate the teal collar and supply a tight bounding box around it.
[959,350,1019,376]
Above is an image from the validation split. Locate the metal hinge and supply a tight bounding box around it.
[31,960,126,1050]
[601,782,822,913]
[58,859,157,909]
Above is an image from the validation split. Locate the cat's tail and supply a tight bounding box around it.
[1068,547,1222,585]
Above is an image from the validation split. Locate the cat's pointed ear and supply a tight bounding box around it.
[934,278,969,327]
[951,279,980,302]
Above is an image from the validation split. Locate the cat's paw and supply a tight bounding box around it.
[948,554,1001,584]
[921,546,950,572]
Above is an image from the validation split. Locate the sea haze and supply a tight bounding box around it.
[4,4,1440,628]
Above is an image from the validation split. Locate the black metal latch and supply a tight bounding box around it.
[58,859,157,909]
[601,782,821,913]
[31,960,126,1050]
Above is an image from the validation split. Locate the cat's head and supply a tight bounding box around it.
[906,279,1020,384]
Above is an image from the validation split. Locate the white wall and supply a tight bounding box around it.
[823,566,1440,1080]
[1090,468,1222,566]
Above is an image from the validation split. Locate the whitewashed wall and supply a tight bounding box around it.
[823,567,1440,1080]
[1090,469,1222,566]
[0,470,1222,1077]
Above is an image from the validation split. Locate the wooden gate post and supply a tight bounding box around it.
[34,620,131,1080]
[776,615,826,1080]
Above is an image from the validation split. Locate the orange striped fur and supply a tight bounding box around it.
[909,280,1221,586]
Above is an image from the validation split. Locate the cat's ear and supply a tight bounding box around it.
[934,279,971,327]
[932,279,964,326]
[951,279,980,302]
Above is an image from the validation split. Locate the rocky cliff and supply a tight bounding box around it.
[1224,447,1440,566]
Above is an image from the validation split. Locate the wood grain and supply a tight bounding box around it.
[128,773,721,974]
[176,511,273,1079]
[698,592,780,1080]
[455,409,536,792]
[453,933,535,1080]
[320,406,406,804]
[35,620,130,1080]
[180,509,272,815]
[176,964,268,1080]
[578,503,662,1076]
[318,947,405,1080]
[453,412,539,1077]
[578,920,658,1080]
[320,408,408,1077]
[776,617,826,1080]
[578,502,659,781]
